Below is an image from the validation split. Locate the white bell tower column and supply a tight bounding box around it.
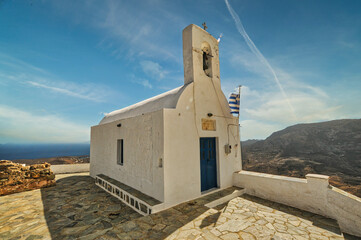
[182,24,221,86]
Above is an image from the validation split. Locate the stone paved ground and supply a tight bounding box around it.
[0,173,355,240]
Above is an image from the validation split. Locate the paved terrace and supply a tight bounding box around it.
[0,173,357,240]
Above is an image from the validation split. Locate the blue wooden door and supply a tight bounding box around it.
[200,137,217,192]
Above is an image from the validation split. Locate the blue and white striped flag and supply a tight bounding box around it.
[229,93,240,114]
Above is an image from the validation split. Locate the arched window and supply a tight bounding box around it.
[201,42,212,77]
[203,51,209,71]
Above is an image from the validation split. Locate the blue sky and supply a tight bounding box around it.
[1,0,360,143]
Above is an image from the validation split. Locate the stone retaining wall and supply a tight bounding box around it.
[233,170,361,237]
[0,160,55,196]
[50,163,90,174]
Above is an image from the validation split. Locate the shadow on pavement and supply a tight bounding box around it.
[41,175,352,239]
[40,174,218,239]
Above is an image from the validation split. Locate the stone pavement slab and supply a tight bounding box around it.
[0,173,354,239]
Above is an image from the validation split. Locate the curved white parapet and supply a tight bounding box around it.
[233,170,361,237]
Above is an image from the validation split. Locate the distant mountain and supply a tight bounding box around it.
[241,139,260,147]
[242,119,361,197]
[13,155,90,165]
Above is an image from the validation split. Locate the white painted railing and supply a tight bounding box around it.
[233,170,361,237]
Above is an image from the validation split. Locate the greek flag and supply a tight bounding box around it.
[229,93,240,114]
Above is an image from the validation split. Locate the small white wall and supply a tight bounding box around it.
[90,110,164,202]
[51,163,90,174]
[327,186,361,237]
[233,170,361,237]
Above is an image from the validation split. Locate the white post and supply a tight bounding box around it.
[237,85,242,150]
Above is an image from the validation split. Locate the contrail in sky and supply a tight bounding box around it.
[224,0,296,118]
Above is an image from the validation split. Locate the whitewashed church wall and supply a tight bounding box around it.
[90,110,165,202]
[161,76,241,209]
[233,171,361,237]
[163,108,200,208]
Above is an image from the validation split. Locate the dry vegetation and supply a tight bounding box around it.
[12,155,90,165]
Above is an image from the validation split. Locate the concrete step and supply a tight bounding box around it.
[204,187,246,208]
[95,174,163,216]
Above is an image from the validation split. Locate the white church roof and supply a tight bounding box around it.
[99,84,188,125]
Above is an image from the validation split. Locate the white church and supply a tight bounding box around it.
[90,24,242,214]
[89,24,361,237]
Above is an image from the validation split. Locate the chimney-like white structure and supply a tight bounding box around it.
[183,24,221,86]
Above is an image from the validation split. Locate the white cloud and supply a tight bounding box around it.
[227,47,267,77]
[26,80,107,102]
[220,3,347,138]
[243,90,341,124]
[140,79,153,89]
[0,54,115,102]
[231,80,348,139]
[222,44,350,139]
[50,1,184,62]
[134,79,153,89]
[225,0,295,118]
[240,120,282,140]
[97,1,182,61]
[0,53,48,74]
[140,60,167,80]
[0,105,89,143]
[239,88,344,140]
[129,73,153,89]
[220,25,351,140]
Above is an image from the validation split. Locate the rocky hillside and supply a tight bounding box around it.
[12,155,90,165]
[242,119,361,197]
[0,160,55,196]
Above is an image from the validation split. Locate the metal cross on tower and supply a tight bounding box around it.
[202,22,208,31]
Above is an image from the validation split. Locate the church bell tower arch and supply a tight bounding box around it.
[182,24,220,85]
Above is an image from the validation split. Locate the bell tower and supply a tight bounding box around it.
[182,24,220,85]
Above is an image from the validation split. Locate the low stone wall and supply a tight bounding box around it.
[233,170,361,237]
[326,186,361,237]
[0,160,55,196]
[50,163,90,174]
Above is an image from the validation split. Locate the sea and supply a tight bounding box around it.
[0,143,90,160]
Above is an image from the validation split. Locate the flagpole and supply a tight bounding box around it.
[238,85,242,119]
[237,85,242,146]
